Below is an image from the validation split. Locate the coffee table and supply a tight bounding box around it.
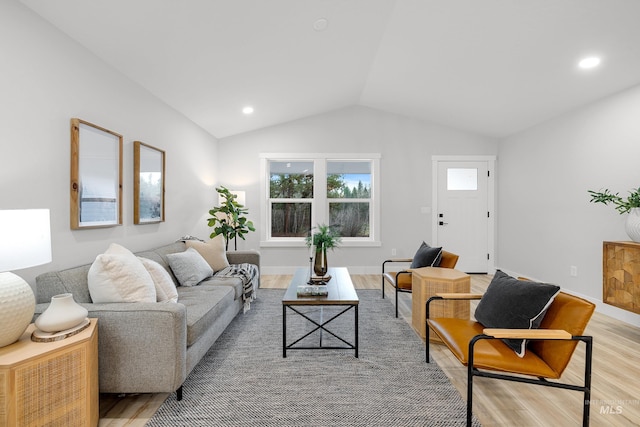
[282,267,359,357]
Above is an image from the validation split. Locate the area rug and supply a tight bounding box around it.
[147,289,480,426]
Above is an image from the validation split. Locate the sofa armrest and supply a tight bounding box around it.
[35,301,188,394]
[227,250,260,269]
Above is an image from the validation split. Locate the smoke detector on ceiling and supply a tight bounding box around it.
[313,18,329,32]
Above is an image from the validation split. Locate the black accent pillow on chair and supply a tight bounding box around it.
[410,242,443,268]
[474,270,561,357]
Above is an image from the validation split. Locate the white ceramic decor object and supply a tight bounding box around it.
[0,272,36,347]
[626,208,640,243]
[0,209,52,347]
[36,293,88,333]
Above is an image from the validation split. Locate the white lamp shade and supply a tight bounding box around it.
[0,209,52,272]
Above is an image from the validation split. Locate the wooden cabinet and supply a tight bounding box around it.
[0,319,98,427]
[411,267,470,342]
[603,241,640,314]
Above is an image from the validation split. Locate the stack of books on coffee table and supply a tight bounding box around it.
[296,285,328,297]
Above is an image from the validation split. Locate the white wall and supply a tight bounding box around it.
[498,84,640,325]
[218,106,498,273]
[0,1,219,288]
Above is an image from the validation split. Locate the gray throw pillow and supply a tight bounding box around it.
[474,270,561,357]
[166,247,213,287]
[410,242,443,268]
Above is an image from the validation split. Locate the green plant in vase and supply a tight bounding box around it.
[305,224,341,276]
[207,186,255,250]
[588,186,640,242]
[588,187,640,213]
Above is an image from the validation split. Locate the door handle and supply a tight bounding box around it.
[439,221,448,226]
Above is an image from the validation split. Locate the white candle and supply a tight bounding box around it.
[321,242,325,269]
[309,243,313,258]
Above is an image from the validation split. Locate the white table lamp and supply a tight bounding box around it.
[0,209,52,347]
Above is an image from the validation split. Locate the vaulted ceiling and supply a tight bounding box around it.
[20,0,640,139]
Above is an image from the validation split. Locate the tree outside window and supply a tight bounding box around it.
[327,161,371,238]
[270,161,313,237]
[266,157,377,243]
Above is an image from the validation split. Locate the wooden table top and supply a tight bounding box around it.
[0,319,97,366]
[282,267,359,305]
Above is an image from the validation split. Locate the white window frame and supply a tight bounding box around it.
[260,153,381,247]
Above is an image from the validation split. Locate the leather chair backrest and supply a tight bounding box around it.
[529,292,595,377]
[439,251,459,269]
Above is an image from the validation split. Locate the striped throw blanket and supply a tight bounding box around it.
[214,263,259,313]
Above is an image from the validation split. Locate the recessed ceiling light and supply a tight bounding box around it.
[578,57,601,69]
[242,106,254,115]
[313,18,329,32]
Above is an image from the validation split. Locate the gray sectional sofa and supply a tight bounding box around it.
[33,241,259,399]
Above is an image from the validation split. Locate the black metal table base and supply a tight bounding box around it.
[282,304,358,358]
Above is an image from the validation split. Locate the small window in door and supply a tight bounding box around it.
[447,168,478,191]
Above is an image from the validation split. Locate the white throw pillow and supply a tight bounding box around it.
[88,243,156,303]
[138,257,179,303]
[166,247,213,287]
[185,235,229,272]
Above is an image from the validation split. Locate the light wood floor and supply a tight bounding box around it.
[99,274,640,426]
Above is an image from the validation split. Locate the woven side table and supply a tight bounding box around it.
[0,318,98,427]
[410,267,470,342]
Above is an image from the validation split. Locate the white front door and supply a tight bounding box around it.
[433,157,495,273]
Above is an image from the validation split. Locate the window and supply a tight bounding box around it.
[447,168,478,191]
[260,153,380,247]
[327,161,371,238]
[269,161,313,238]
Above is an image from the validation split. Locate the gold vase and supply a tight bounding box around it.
[313,249,328,276]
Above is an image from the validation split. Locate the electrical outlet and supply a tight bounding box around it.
[391,248,397,256]
[570,266,578,277]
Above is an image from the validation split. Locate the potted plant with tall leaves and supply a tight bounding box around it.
[208,186,255,250]
[305,224,342,276]
[588,186,640,242]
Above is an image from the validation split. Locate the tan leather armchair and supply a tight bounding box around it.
[381,250,459,317]
[426,291,595,426]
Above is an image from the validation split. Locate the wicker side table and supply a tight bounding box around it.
[0,318,98,427]
[410,267,470,342]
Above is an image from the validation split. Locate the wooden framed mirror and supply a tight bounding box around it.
[134,141,165,224]
[70,118,123,229]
